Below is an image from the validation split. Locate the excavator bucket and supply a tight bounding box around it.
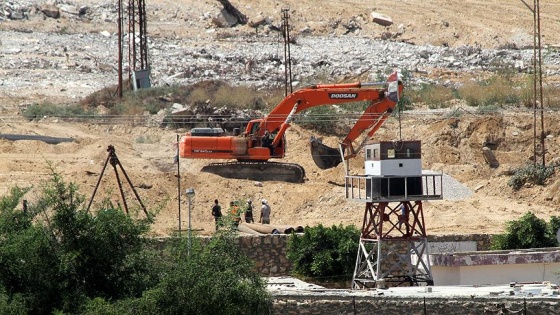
[310,136,343,170]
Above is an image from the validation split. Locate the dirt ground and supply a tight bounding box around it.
[0,113,558,237]
[0,0,559,237]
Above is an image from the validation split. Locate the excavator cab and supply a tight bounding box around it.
[245,120,262,148]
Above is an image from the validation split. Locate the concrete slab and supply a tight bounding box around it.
[267,277,560,299]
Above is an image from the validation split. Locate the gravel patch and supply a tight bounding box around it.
[423,170,473,200]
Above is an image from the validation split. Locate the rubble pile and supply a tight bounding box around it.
[1,0,559,109]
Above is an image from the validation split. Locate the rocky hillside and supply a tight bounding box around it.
[0,0,559,237]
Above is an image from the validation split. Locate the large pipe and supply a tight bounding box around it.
[243,223,304,234]
[238,223,264,235]
[243,223,278,234]
[268,224,304,234]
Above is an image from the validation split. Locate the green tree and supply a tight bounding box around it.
[287,224,360,282]
[547,216,560,243]
[0,186,62,314]
[0,173,158,314]
[491,212,558,250]
[115,232,272,315]
[0,173,271,315]
[0,289,27,314]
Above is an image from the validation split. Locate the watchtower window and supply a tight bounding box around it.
[387,149,395,159]
[366,149,372,160]
[406,148,414,158]
[373,149,378,159]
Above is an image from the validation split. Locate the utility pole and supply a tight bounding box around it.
[519,0,545,166]
[116,0,150,96]
[127,0,150,89]
[176,135,181,235]
[117,0,123,98]
[282,8,293,97]
[536,0,545,166]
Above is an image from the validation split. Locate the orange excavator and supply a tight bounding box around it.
[179,72,403,183]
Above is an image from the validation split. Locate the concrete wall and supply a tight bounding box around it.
[237,235,292,276]
[233,233,560,287]
[271,295,560,315]
[431,248,560,285]
[232,233,493,277]
[153,234,560,314]
[157,232,556,286]
[433,263,560,286]
[171,233,555,287]
[428,234,492,251]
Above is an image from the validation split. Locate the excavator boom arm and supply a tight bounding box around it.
[263,73,403,155]
[266,88,384,146]
[339,96,396,158]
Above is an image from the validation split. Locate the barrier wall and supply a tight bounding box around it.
[233,233,493,276]
[270,295,560,315]
[152,234,560,314]
[237,235,292,275]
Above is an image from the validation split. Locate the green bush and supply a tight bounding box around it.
[0,174,271,315]
[396,90,414,111]
[491,212,559,250]
[71,233,272,315]
[508,162,556,190]
[295,100,378,136]
[543,85,560,109]
[0,173,157,314]
[0,290,27,314]
[23,102,93,120]
[476,104,500,114]
[135,134,161,144]
[408,83,456,109]
[117,232,272,315]
[548,216,560,242]
[457,74,528,108]
[213,85,266,110]
[287,224,360,282]
[79,80,276,118]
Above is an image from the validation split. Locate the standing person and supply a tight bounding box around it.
[229,201,241,229]
[244,200,254,223]
[211,199,222,231]
[398,203,407,229]
[259,199,271,224]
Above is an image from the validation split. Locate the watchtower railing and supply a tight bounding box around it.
[345,174,443,202]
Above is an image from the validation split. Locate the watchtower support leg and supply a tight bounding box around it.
[352,201,433,289]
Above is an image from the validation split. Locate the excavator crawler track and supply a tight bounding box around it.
[201,161,306,183]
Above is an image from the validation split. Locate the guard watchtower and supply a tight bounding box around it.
[345,140,443,288]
